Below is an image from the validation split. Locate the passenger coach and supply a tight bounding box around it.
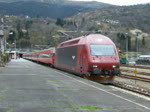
[23,47,56,67]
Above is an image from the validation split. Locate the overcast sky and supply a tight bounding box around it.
[71,0,150,6]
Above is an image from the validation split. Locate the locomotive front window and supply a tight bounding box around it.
[90,44,116,56]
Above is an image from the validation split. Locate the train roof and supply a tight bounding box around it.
[39,47,55,52]
[23,47,55,55]
[57,34,114,48]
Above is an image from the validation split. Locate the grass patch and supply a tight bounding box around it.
[7,108,14,112]
[12,106,78,109]
[47,80,59,81]
[0,96,3,100]
[46,80,59,83]
[58,87,69,90]
[5,106,102,111]
[80,106,102,110]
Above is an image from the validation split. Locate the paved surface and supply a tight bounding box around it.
[0,59,149,112]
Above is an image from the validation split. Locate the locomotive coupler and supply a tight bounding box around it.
[91,68,101,75]
[112,69,121,75]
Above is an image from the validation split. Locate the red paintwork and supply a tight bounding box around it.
[55,34,120,76]
[23,34,120,83]
[23,47,55,65]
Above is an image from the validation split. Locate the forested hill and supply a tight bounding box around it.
[0,0,112,18]
[76,4,150,33]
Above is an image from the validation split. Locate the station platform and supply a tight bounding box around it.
[0,59,149,112]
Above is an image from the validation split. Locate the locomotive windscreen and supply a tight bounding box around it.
[90,44,116,56]
[57,46,77,67]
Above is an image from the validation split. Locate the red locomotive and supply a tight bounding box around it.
[23,34,120,83]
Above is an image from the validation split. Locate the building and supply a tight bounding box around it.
[6,51,18,59]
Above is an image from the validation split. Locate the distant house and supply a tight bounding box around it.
[130,29,142,35]
[141,33,149,37]
[130,29,149,37]
[21,29,27,33]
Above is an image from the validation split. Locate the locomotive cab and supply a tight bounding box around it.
[88,43,120,76]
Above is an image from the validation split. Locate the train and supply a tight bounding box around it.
[136,55,150,65]
[23,34,121,83]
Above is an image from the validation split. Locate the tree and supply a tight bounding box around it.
[18,38,31,48]
[16,22,24,39]
[142,36,146,46]
[117,33,126,51]
[50,36,60,47]
[56,18,65,27]
[7,30,16,43]
[25,20,33,30]
[126,35,131,51]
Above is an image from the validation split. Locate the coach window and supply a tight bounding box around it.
[43,54,50,57]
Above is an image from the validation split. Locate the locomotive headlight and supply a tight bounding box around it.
[112,65,119,68]
[91,65,98,68]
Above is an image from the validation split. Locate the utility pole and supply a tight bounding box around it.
[0,17,4,64]
[135,33,139,58]
[125,33,128,61]
[0,18,4,54]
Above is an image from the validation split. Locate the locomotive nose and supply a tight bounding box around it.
[89,62,120,76]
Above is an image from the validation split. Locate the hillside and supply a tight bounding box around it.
[0,0,112,8]
[70,4,150,33]
[0,0,112,18]
[2,3,149,53]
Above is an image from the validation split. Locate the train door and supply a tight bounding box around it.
[78,45,88,76]
[79,52,83,75]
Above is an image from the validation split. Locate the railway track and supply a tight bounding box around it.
[113,81,150,97]
[119,73,150,82]
[116,65,150,97]
[121,69,150,76]
[121,64,150,69]
[120,64,150,82]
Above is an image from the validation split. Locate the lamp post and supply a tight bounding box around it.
[125,33,128,61]
[9,32,17,51]
[77,10,81,32]
[12,40,16,51]
[136,37,138,54]
[135,33,139,58]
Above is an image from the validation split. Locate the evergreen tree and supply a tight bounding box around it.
[142,36,146,46]
[7,30,16,43]
[56,18,65,27]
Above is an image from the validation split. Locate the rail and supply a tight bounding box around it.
[121,64,150,69]
[121,69,150,76]
[119,74,150,82]
[113,81,150,97]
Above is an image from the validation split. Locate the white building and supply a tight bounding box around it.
[6,51,18,59]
